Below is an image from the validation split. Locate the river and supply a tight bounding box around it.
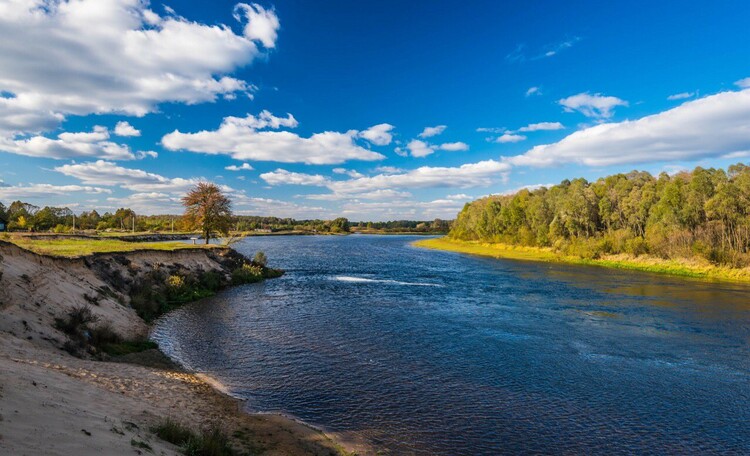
[151,235,750,455]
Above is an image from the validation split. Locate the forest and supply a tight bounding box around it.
[449,164,750,268]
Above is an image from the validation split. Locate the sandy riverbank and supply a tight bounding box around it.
[0,241,364,455]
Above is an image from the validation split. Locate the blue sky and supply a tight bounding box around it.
[0,0,749,220]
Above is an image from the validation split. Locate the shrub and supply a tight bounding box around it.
[231,263,263,285]
[199,271,223,292]
[152,419,236,456]
[252,251,267,267]
[54,304,99,337]
[152,419,195,446]
[89,322,121,347]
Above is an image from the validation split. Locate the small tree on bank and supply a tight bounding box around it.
[182,182,232,244]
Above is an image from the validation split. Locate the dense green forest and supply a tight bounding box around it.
[450,164,750,268]
[0,200,447,235]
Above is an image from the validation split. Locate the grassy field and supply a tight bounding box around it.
[2,235,218,258]
[414,237,750,283]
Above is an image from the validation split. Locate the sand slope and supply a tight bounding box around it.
[0,242,358,455]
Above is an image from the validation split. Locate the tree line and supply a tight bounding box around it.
[0,190,446,235]
[449,163,750,267]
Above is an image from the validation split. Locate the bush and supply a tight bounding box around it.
[89,322,121,347]
[152,419,195,446]
[252,251,267,267]
[54,304,99,337]
[231,263,263,285]
[199,271,223,292]
[100,339,158,357]
[152,419,236,456]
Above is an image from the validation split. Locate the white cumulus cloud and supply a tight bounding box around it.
[2,126,136,160]
[359,123,395,146]
[438,142,469,151]
[495,133,526,143]
[114,121,141,137]
[419,125,447,138]
[225,163,254,171]
[0,183,111,199]
[0,0,278,139]
[407,139,435,158]
[517,122,564,132]
[162,111,385,165]
[259,169,330,186]
[509,89,750,167]
[559,92,628,119]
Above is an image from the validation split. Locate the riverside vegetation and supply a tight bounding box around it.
[420,163,750,281]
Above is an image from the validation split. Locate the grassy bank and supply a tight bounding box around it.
[3,235,216,257]
[414,237,750,283]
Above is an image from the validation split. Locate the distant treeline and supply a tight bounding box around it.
[351,219,451,233]
[450,164,750,267]
[0,201,449,235]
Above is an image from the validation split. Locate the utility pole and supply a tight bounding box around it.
[171,218,174,233]
[72,213,76,231]
[132,215,135,233]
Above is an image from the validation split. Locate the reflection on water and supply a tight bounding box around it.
[152,235,750,455]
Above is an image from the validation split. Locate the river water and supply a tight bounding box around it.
[151,235,750,455]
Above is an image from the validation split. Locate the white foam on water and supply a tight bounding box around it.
[332,276,442,287]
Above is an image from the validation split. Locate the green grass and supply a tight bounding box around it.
[4,235,218,257]
[152,419,236,456]
[414,237,750,283]
[101,340,159,357]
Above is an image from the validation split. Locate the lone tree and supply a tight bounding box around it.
[182,182,232,244]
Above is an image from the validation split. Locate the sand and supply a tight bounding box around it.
[0,241,368,455]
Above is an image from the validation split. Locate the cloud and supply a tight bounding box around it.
[259,159,509,206]
[162,111,385,165]
[438,142,469,151]
[667,92,695,101]
[393,146,408,157]
[495,133,526,143]
[525,87,541,97]
[499,183,555,195]
[0,0,279,136]
[114,121,141,137]
[506,37,580,63]
[539,37,581,59]
[374,166,403,174]
[332,168,364,178]
[2,126,136,160]
[54,160,214,193]
[508,89,750,167]
[0,183,111,200]
[329,159,510,194]
[359,123,394,146]
[736,77,750,89]
[106,192,182,214]
[517,122,564,132]
[407,139,435,158]
[225,163,254,171]
[559,93,628,119]
[259,169,330,186]
[304,189,412,201]
[476,127,505,133]
[419,125,447,138]
[233,3,280,49]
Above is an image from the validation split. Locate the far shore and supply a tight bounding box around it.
[414,237,750,283]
